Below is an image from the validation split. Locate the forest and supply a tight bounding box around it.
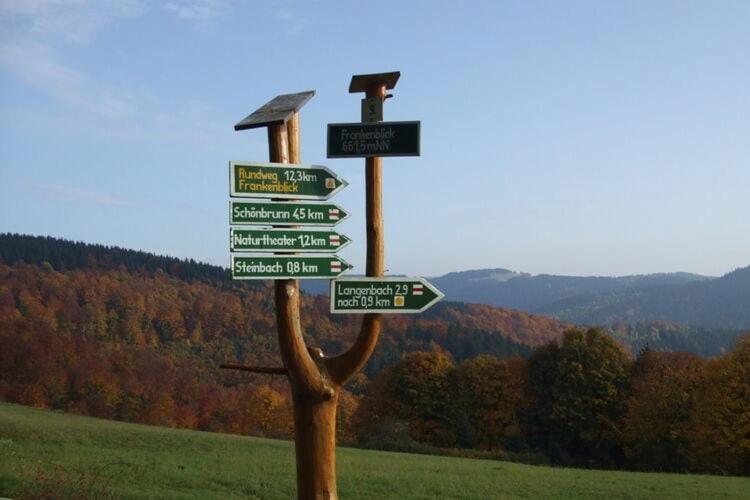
[0,234,748,475]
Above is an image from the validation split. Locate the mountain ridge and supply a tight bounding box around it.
[537,265,750,329]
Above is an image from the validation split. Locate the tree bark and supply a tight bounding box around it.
[269,117,339,499]
[325,82,386,385]
[292,389,339,500]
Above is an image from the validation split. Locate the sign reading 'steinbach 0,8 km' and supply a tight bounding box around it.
[232,255,352,280]
[330,277,443,314]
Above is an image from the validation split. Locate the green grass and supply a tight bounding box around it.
[1,403,748,499]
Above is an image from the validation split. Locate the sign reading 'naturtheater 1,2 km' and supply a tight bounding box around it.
[330,277,444,314]
[230,161,347,200]
[230,228,351,253]
[327,121,420,158]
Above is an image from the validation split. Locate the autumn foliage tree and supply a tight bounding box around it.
[524,328,631,466]
[3,236,750,476]
[687,333,750,475]
[354,351,457,448]
[452,355,526,451]
[621,350,706,471]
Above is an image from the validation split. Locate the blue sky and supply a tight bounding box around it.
[1,1,748,277]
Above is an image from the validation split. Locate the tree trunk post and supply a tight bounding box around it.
[257,79,393,498]
[269,114,340,499]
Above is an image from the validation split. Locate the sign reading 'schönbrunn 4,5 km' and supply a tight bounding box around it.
[230,200,348,226]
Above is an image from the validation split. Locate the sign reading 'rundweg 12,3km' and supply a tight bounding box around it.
[230,161,347,200]
[327,121,420,158]
[330,277,443,314]
[230,201,348,226]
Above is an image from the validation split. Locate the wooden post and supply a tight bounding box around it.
[281,82,390,499]
[272,112,339,499]
[324,83,385,383]
[233,81,396,499]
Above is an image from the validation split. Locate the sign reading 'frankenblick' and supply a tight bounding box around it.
[230,161,347,200]
[327,121,420,158]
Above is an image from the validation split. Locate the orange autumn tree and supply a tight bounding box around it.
[354,351,456,448]
[452,355,526,451]
[621,350,706,471]
[687,333,750,475]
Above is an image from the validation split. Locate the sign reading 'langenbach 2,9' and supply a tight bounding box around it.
[230,161,347,200]
[327,121,420,158]
[330,277,443,314]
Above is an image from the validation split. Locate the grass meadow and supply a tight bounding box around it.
[1,402,748,499]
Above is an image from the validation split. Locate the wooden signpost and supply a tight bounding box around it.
[225,73,442,499]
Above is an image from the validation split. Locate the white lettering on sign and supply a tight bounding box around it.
[235,260,283,274]
[233,205,291,221]
[232,232,331,249]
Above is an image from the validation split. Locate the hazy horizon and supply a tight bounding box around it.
[4,230,743,281]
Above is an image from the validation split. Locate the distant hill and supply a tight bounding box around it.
[0,233,233,285]
[303,269,711,307]
[429,268,712,311]
[0,234,564,376]
[537,266,750,330]
[1,233,743,355]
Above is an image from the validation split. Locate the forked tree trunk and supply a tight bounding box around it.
[267,83,387,499]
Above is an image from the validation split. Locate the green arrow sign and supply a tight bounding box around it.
[231,255,352,280]
[230,201,349,226]
[230,228,351,253]
[230,161,347,200]
[330,277,444,314]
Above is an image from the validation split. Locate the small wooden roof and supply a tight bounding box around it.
[234,90,315,131]
[349,72,400,93]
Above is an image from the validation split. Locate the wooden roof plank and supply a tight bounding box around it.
[349,72,400,93]
[234,90,315,131]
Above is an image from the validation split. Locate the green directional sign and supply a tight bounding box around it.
[232,255,352,280]
[230,201,348,227]
[230,161,347,200]
[230,228,351,253]
[330,277,444,314]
